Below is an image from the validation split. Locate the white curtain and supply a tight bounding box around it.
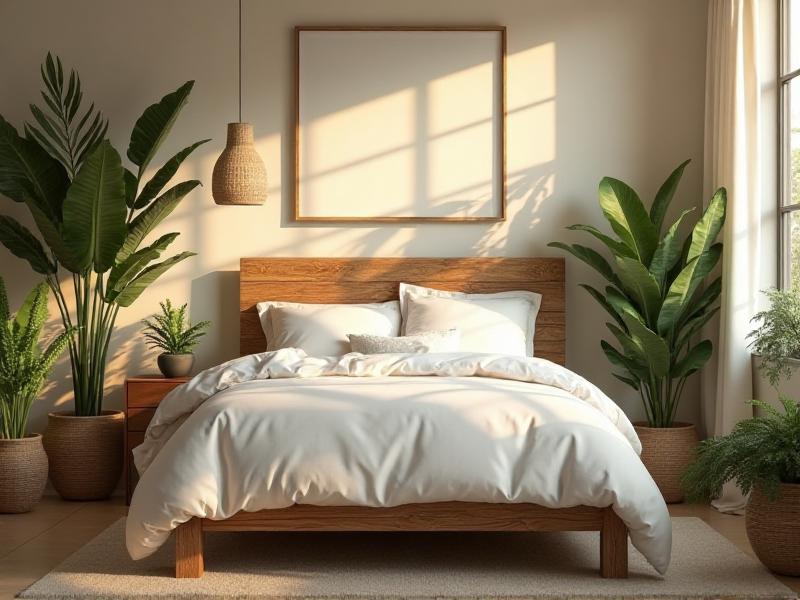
[701,0,763,514]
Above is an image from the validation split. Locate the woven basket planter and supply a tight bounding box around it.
[0,434,48,513]
[43,410,124,501]
[746,483,800,576]
[212,122,267,205]
[634,422,698,503]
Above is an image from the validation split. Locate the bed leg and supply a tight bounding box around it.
[600,508,628,578]
[175,518,204,578]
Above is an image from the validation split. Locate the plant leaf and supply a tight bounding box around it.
[105,232,179,300]
[127,81,194,177]
[650,159,690,234]
[598,176,658,265]
[620,309,670,378]
[62,140,127,272]
[135,139,210,209]
[673,340,713,378]
[649,208,694,288]
[112,251,196,307]
[657,244,723,335]
[547,242,621,287]
[0,216,55,274]
[117,180,200,263]
[687,187,726,263]
[579,283,625,328]
[124,168,138,208]
[0,115,69,210]
[615,255,662,326]
[565,224,635,259]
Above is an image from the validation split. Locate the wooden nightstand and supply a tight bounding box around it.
[125,376,189,504]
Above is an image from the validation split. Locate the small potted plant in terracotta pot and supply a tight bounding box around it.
[142,300,209,378]
[549,159,725,503]
[683,396,800,576]
[0,280,72,513]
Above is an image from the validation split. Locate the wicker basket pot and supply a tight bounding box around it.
[746,483,800,576]
[43,410,124,500]
[0,434,48,513]
[633,422,698,503]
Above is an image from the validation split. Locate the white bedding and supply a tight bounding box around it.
[126,349,671,574]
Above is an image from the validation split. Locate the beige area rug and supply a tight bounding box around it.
[18,517,796,600]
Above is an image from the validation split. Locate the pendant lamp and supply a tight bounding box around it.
[212,0,267,205]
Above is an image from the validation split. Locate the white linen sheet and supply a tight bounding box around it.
[126,349,671,574]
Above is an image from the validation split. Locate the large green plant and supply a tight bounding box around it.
[747,288,800,387]
[0,54,209,416]
[549,160,726,427]
[682,397,800,501]
[0,278,73,439]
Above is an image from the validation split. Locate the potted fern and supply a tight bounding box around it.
[748,289,800,415]
[683,397,800,576]
[0,279,72,513]
[549,159,726,502]
[142,300,209,378]
[0,54,208,499]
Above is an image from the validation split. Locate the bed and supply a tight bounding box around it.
[125,257,670,579]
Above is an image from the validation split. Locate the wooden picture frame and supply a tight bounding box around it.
[293,26,507,222]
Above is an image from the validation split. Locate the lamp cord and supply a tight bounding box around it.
[238,0,242,123]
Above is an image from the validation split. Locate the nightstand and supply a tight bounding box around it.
[125,376,189,504]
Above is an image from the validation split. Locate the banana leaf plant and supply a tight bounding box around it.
[0,53,209,416]
[549,160,726,427]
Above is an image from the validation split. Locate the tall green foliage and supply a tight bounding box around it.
[0,278,73,438]
[0,54,210,415]
[549,160,727,427]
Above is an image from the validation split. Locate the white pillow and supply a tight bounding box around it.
[348,329,460,354]
[256,300,401,357]
[399,283,541,357]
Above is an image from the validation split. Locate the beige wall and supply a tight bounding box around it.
[0,0,708,435]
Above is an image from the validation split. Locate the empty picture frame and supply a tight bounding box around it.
[294,26,506,222]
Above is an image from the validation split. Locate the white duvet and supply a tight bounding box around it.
[127,349,671,573]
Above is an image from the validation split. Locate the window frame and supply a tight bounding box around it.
[780,0,800,289]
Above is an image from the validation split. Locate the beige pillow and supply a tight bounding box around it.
[399,283,541,357]
[348,329,460,354]
[256,300,401,357]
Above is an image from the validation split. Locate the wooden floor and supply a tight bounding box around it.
[1,498,797,599]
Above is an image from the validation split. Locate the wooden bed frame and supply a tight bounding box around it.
[173,257,628,579]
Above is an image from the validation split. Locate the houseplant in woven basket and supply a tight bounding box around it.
[747,289,800,416]
[142,299,209,378]
[550,159,726,502]
[0,54,208,499]
[0,279,72,513]
[683,396,800,576]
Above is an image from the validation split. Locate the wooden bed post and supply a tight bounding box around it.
[175,518,204,578]
[600,508,628,578]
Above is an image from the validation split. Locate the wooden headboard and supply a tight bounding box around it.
[239,258,565,364]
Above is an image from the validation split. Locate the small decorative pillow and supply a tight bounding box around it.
[256,300,401,357]
[399,283,541,357]
[348,329,460,354]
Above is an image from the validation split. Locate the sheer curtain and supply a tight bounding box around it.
[701,0,764,514]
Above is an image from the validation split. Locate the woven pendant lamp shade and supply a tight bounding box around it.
[212,123,267,205]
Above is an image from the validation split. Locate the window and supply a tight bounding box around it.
[781,0,800,290]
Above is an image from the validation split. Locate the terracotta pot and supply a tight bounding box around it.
[634,422,698,503]
[157,353,195,378]
[0,434,48,513]
[43,410,124,500]
[746,483,800,576]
